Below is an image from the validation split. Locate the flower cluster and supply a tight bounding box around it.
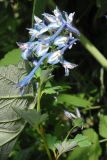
[17,7,79,88]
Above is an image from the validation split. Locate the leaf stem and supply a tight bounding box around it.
[36,84,52,160]
[64,126,76,141]
[37,83,41,112]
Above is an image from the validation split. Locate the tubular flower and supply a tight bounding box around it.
[61,60,78,76]
[17,7,79,88]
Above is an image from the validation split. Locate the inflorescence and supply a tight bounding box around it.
[17,7,80,88]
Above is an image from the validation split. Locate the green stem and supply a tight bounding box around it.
[36,85,52,160]
[79,33,107,70]
[32,0,37,27]
[64,126,76,141]
[37,83,41,112]
[37,127,52,160]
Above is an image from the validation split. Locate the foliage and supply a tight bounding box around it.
[0,62,34,160]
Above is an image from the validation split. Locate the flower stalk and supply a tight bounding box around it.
[37,83,41,112]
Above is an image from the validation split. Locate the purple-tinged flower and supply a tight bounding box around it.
[34,15,42,23]
[54,36,69,48]
[64,11,75,24]
[53,7,64,24]
[17,7,80,89]
[64,110,77,119]
[48,50,63,64]
[28,26,48,41]
[65,24,80,35]
[43,7,79,35]
[17,42,35,60]
[48,22,59,31]
[17,53,50,88]
[61,60,77,76]
[43,23,66,44]
[64,108,81,120]
[42,13,56,23]
[61,38,78,53]
[35,43,49,57]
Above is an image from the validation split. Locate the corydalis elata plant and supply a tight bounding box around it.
[17,7,79,88]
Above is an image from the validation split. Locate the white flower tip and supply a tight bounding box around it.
[71,63,78,69]
[54,6,61,17]
[64,110,76,119]
[75,108,81,118]
[69,12,75,22]
[16,42,20,46]
[34,15,42,23]
[26,28,31,31]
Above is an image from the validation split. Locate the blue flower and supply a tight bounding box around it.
[54,36,69,48]
[35,42,49,57]
[17,53,49,88]
[42,7,80,35]
[34,15,42,23]
[48,50,63,64]
[17,7,80,89]
[61,60,77,76]
[17,42,36,60]
[28,25,48,41]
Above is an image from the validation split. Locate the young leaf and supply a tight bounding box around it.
[0,49,21,66]
[73,118,84,128]
[42,86,62,95]
[46,134,58,152]
[67,129,102,160]
[74,134,91,147]
[14,109,48,128]
[57,94,91,108]
[55,139,77,155]
[99,114,107,138]
[40,69,53,86]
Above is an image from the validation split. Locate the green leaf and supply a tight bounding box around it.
[42,86,62,95]
[40,69,53,86]
[55,139,77,155]
[74,134,91,147]
[67,129,102,160]
[0,62,34,159]
[99,114,107,138]
[46,134,58,152]
[49,134,91,157]
[73,118,84,128]
[14,109,48,128]
[0,49,21,66]
[57,94,91,108]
